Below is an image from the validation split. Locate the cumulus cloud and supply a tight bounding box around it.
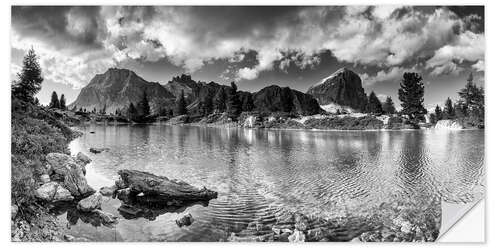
[472,60,484,72]
[237,67,259,80]
[11,6,484,88]
[361,66,416,85]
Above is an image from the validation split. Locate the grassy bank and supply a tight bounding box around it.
[11,97,80,241]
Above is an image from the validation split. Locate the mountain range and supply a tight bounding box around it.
[69,67,368,116]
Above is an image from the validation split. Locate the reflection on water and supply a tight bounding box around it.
[63,125,484,241]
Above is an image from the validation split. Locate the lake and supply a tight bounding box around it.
[61,125,485,241]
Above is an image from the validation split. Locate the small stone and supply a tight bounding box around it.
[278,232,291,242]
[400,221,413,234]
[77,193,103,212]
[288,229,305,243]
[89,147,109,154]
[115,177,127,189]
[306,227,324,241]
[35,182,74,202]
[176,213,194,227]
[40,174,50,184]
[116,188,131,200]
[76,152,92,165]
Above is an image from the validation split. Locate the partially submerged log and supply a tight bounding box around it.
[116,169,218,204]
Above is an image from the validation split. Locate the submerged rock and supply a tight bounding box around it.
[89,147,110,154]
[63,234,90,242]
[227,232,274,242]
[35,182,74,202]
[77,193,102,212]
[175,213,194,227]
[288,229,306,243]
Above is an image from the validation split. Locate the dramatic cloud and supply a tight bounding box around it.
[361,66,418,86]
[11,6,484,88]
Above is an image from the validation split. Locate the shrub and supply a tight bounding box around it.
[304,116,383,130]
[11,98,74,217]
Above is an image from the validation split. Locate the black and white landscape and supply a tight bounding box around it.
[11,6,484,242]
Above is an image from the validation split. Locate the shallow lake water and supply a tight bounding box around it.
[61,125,485,241]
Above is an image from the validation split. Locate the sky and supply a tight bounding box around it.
[10,6,484,109]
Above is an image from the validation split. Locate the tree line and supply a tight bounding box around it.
[11,48,484,127]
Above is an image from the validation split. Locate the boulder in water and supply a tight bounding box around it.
[35,182,74,202]
[77,193,103,212]
[62,161,95,198]
[76,152,92,165]
[175,213,194,227]
[115,169,218,204]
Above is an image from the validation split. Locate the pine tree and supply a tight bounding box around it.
[127,102,138,120]
[241,93,255,112]
[175,90,188,116]
[138,91,150,117]
[101,103,107,115]
[213,87,226,113]
[226,82,242,121]
[458,73,476,112]
[443,97,455,119]
[434,105,443,121]
[12,48,44,103]
[200,94,213,116]
[33,97,40,106]
[49,91,60,109]
[367,91,383,114]
[398,72,426,120]
[429,113,437,124]
[158,107,168,116]
[457,73,484,125]
[382,96,396,114]
[59,94,66,110]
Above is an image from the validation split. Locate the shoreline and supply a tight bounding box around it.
[76,121,483,132]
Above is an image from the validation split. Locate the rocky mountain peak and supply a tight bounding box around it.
[307,67,367,111]
[69,68,174,113]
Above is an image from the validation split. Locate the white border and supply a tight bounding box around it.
[1,0,497,249]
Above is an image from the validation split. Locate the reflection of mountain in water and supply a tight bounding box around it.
[65,126,482,241]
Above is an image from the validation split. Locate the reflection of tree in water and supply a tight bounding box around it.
[367,131,442,242]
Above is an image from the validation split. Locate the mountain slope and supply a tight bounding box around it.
[253,85,322,115]
[69,68,175,114]
[307,68,367,111]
